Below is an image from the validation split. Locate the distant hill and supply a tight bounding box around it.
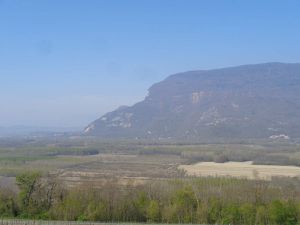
[84,62,300,141]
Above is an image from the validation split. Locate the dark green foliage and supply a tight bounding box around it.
[15,172,57,219]
[255,205,269,225]
[172,186,197,223]
[221,203,240,224]
[239,203,256,225]
[146,200,160,222]
[207,198,222,224]
[0,190,18,217]
[269,200,298,225]
[16,172,41,208]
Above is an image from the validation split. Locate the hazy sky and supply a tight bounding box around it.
[1,0,300,128]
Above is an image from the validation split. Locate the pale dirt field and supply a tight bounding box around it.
[179,161,300,180]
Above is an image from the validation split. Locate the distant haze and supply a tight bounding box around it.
[1,1,300,127]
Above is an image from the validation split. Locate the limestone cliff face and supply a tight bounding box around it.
[85,63,300,140]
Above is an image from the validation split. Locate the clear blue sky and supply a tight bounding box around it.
[1,0,300,128]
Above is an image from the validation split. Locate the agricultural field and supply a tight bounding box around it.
[54,153,184,187]
[179,161,300,180]
[0,136,300,186]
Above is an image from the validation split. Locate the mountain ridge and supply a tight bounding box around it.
[84,62,300,140]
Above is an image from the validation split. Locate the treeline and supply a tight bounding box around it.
[0,173,300,225]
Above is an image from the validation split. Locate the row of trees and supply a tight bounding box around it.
[0,172,300,225]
